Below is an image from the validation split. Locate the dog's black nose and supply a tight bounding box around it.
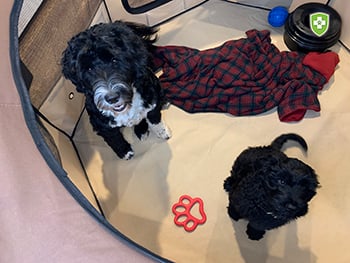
[105,93,120,104]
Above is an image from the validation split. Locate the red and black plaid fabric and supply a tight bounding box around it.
[153,30,339,122]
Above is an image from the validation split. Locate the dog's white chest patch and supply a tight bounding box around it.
[107,91,155,128]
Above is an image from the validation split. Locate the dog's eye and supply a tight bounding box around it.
[111,58,117,64]
[278,179,286,185]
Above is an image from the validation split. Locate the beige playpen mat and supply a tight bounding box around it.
[44,1,350,262]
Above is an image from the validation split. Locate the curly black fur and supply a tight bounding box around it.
[61,21,170,160]
[224,133,319,240]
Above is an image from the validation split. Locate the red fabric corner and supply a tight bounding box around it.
[302,52,340,82]
[279,109,307,122]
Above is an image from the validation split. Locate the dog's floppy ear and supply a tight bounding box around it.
[61,36,85,93]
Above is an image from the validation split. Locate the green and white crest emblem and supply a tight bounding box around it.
[310,12,330,37]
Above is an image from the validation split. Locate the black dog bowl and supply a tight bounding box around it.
[284,3,341,52]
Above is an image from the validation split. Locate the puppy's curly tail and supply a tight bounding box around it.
[270,133,308,152]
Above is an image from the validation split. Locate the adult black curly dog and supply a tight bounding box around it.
[224,134,319,240]
[61,21,171,160]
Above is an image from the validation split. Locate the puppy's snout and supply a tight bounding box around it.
[105,93,120,104]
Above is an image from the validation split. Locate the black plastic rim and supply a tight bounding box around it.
[284,3,341,52]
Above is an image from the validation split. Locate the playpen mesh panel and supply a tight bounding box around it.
[19,0,101,108]
[19,0,104,214]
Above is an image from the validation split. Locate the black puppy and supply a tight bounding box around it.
[61,21,171,160]
[224,134,319,240]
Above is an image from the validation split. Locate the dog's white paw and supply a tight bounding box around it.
[123,150,134,160]
[149,122,172,140]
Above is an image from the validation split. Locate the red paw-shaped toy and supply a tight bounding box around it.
[172,195,207,232]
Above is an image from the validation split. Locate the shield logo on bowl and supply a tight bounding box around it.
[310,12,329,37]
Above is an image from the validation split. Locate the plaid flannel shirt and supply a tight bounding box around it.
[153,30,339,122]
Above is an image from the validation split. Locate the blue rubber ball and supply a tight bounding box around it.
[268,6,289,27]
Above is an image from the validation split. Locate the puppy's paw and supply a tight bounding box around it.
[113,143,134,160]
[122,150,134,160]
[246,224,265,241]
[150,122,172,140]
[227,204,241,221]
[134,119,149,141]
